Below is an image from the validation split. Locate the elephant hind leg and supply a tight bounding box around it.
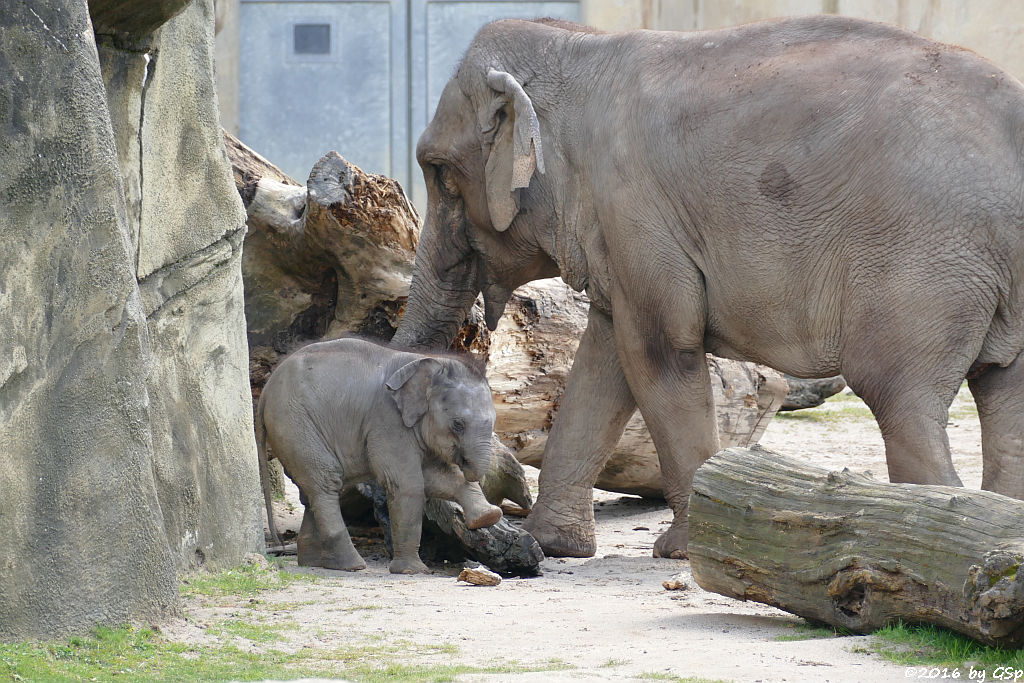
[308,491,366,572]
[969,353,1024,499]
[845,369,963,487]
[296,506,324,567]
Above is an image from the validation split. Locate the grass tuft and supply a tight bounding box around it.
[774,619,854,641]
[179,559,317,600]
[872,621,1024,670]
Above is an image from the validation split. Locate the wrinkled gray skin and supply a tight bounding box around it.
[392,15,1024,560]
[255,338,501,573]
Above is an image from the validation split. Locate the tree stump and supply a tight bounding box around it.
[688,445,1024,647]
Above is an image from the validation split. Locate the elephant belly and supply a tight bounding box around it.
[702,290,843,379]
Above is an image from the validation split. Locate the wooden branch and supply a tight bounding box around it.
[688,445,1024,647]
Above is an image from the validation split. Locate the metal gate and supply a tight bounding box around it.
[240,0,579,206]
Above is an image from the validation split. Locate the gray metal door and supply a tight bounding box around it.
[240,0,578,201]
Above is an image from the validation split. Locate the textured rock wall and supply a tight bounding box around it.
[0,0,261,639]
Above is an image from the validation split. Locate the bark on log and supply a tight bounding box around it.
[494,280,788,497]
[688,445,1024,647]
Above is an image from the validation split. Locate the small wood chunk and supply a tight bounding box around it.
[662,574,689,591]
[457,567,502,586]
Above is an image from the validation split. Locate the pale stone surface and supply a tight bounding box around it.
[0,0,262,638]
[140,0,262,571]
[0,0,178,639]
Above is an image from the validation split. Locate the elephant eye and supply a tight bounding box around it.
[451,418,465,436]
[435,164,459,196]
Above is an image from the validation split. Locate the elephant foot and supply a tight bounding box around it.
[322,549,367,572]
[653,520,689,560]
[465,504,503,530]
[389,556,430,574]
[296,539,323,568]
[523,503,596,558]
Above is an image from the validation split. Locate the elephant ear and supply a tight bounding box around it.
[386,357,442,427]
[483,69,545,232]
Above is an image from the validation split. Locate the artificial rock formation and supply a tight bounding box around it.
[0,0,261,639]
[689,446,1024,647]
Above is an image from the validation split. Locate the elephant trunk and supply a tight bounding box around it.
[460,431,494,484]
[393,206,480,350]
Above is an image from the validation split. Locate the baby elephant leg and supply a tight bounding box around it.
[296,505,324,567]
[455,482,503,529]
[308,491,366,571]
[386,486,429,574]
[424,468,502,529]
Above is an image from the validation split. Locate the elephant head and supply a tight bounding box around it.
[386,356,497,482]
[392,20,572,350]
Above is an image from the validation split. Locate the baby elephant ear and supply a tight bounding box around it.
[386,358,441,427]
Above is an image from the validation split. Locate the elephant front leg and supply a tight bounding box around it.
[424,466,502,529]
[523,306,638,557]
[386,484,430,574]
[454,481,502,529]
[610,279,720,559]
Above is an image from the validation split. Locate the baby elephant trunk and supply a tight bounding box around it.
[461,433,494,483]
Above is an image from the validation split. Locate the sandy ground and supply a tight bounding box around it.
[172,388,985,682]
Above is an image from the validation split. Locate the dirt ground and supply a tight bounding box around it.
[172,388,984,682]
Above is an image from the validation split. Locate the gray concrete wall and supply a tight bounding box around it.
[583,0,1024,83]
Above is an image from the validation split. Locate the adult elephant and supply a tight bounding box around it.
[392,15,1024,559]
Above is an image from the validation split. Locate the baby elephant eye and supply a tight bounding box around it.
[451,419,465,435]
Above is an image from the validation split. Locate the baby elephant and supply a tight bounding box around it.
[256,337,502,574]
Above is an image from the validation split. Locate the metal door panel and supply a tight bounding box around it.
[240,0,408,185]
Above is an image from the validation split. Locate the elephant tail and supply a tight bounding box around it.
[254,391,283,549]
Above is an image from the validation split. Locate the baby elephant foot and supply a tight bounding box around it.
[389,556,430,574]
[653,520,689,560]
[465,504,502,530]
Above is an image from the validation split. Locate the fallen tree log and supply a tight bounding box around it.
[688,445,1024,647]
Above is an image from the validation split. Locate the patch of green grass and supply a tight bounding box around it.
[636,673,728,683]
[0,625,574,682]
[602,657,630,667]
[332,604,385,613]
[179,559,317,600]
[774,619,854,641]
[244,599,317,612]
[775,400,875,424]
[207,617,297,644]
[871,621,1024,670]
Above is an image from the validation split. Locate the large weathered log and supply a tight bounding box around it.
[688,445,1024,647]
[494,280,788,497]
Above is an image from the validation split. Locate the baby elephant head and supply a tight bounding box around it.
[385,356,497,482]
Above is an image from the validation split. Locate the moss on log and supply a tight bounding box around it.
[688,445,1024,647]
